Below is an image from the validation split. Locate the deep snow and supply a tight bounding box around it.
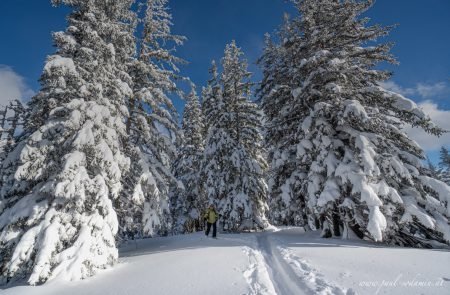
[2,227,449,295]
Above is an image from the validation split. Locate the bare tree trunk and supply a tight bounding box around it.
[332,207,341,237]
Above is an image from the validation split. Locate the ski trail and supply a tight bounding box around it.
[242,246,277,295]
[277,245,356,295]
[242,230,355,295]
[256,233,310,295]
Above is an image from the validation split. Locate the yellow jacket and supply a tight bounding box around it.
[204,208,219,223]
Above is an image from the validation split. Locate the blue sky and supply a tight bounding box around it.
[0,0,449,162]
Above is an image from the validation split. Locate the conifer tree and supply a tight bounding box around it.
[203,41,269,231]
[258,25,308,227]
[172,84,206,234]
[0,105,9,165]
[118,0,185,238]
[0,0,136,284]
[438,146,450,185]
[427,159,440,180]
[0,100,26,165]
[201,61,222,138]
[260,0,450,246]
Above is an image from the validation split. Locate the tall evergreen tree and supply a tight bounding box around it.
[118,0,185,239]
[438,146,450,185]
[0,100,26,165]
[427,158,440,180]
[0,0,136,284]
[258,24,308,227]
[201,61,222,138]
[203,41,269,231]
[260,0,450,246]
[172,84,206,234]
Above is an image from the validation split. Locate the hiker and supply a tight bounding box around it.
[204,204,219,238]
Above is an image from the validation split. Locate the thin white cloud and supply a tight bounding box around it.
[405,100,450,151]
[380,81,416,96]
[381,80,449,99]
[416,82,447,98]
[380,80,450,151]
[0,65,34,107]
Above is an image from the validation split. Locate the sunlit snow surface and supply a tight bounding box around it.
[2,227,449,295]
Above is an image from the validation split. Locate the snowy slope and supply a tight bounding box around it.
[2,228,449,295]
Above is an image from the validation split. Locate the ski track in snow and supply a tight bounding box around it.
[242,231,355,295]
[255,233,309,295]
[242,246,277,295]
[277,245,355,295]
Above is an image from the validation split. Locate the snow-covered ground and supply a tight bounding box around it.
[2,227,449,295]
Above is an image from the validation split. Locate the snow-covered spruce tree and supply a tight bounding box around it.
[260,0,450,246]
[117,0,185,239]
[0,100,26,165]
[0,105,7,164]
[427,159,440,180]
[202,60,223,138]
[203,41,269,231]
[172,84,206,234]
[438,146,450,185]
[0,0,136,284]
[258,23,310,227]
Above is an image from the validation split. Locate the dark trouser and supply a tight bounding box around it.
[205,222,217,237]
